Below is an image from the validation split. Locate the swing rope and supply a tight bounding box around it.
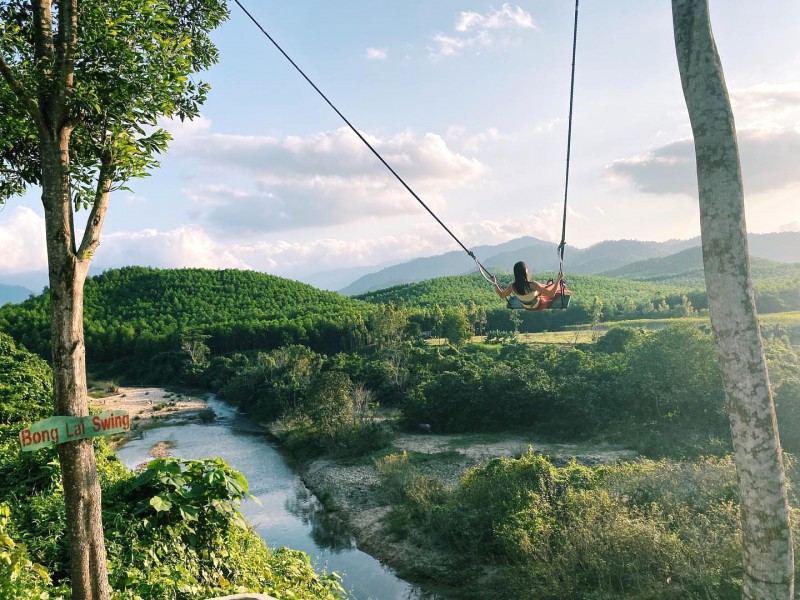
[232,0,578,289]
[232,0,494,279]
[558,0,579,278]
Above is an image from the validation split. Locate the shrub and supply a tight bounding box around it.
[384,451,758,599]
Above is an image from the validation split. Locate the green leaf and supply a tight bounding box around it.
[149,494,172,512]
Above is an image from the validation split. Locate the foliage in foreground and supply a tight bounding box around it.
[0,332,346,599]
[377,449,800,600]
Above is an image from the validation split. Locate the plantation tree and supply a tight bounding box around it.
[671,1,794,598]
[0,1,228,598]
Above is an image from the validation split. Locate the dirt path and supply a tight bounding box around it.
[91,386,208,450]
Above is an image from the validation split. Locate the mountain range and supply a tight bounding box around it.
[1,232,797,304]
[338,231,800,295]
[0,283,34,306]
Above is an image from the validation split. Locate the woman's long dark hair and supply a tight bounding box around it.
[513,261,532,295]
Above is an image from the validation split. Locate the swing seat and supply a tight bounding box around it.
[507,292,571,311]
[507,280,572,311]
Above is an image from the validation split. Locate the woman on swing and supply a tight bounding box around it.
[491,261,564,310]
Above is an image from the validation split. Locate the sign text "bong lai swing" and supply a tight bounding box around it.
[18,411,131,452]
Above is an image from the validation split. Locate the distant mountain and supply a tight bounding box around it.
[601,247,705,281]
[0,283,34,305]
[0,271,48,294]
[340,237,700,295]
[601,246,800,283]
[567,239,698,274]
[338,231,800,295]
[301,264,384,292]
[339,236,544,295]
[748,231,800,263]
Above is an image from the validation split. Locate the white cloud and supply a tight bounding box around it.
[230,234,444,277]
[605,81,800,198]
[456,4,535,32]
[779,221,800,233]
[446,126,506,152]
[93,226,249,271]
[84,205,573,282]
[431,4,536,59]
[171,126,487,235]
[731,82,800,127]
[158,114,213,141]
[605,128,800,197]
[0,206,47,274]
[365,47,388,60]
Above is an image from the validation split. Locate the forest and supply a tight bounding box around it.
[2,265,800,597]
[1,264,798,379]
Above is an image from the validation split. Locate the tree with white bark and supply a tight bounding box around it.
[671,1,794,598]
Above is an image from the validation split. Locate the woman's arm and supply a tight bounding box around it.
[491,276,513,298]
[530,273,563,297]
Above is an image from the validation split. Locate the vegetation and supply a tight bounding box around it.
[376,449,800,599]
[2,264,800,598]
[1,266,797,381]
[0,266,379,379]
[0,332,345,599]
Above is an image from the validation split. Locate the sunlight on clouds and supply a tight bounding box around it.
[456,4,536,32]
[431,3,536,59]
[606,127,800,197]
[732,82,800,127]
[158,114,213,141]
[779,221,800,233]
[445,126,506,152]
[452,204,582,247]
[174,127,486,235]
[0,207,47,274]
[230,234,442,277]
[95,226,248,271]
[82,202,586,282]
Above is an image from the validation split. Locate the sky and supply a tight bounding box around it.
[2,0,800,291]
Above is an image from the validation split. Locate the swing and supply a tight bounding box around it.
[506,279,572,311]
[234,0,581,310]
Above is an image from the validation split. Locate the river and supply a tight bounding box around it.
[115,396,439,600]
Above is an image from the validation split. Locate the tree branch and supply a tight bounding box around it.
[77,151,114,261]
[56,0,78,109]
[0,53,48,133]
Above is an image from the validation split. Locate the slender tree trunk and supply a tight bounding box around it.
[671,2,794,598]
[41,133,110,600]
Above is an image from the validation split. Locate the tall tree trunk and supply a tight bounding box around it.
[671,1,794,598]
[41,133,110,600]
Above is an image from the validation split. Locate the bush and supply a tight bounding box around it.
[0,503,55,599]
[383,451,762,599]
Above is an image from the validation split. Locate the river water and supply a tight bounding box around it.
[115,396,439,600]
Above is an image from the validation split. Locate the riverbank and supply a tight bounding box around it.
[298,431,638,593]
[99,388,638,597]
[91,386,209,450]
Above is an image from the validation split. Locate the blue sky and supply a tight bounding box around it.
[2,1,800,290]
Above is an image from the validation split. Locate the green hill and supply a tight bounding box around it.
[0,266,376,374]
[356,271,696,309]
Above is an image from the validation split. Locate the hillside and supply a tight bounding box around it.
[602,246,800,284]
[339,236,550,295]
[0,266,376,373]
[339,231,800,295]
[355,271,691,311]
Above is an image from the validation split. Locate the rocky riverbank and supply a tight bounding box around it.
[92,386,209,452]
[299,432,638,590]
